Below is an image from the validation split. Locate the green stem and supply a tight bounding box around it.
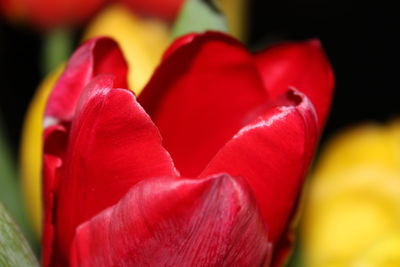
[42,28,74,75]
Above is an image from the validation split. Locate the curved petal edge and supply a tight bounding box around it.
[71,174,271,267]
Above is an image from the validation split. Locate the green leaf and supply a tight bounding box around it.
[0,117,19,225]
[0,115,38,253]
[0,203,39,267]
[172,0,228,39]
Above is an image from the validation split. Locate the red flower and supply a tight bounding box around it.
[0,0,107,28]
[0,0,183,29]
[42,32,334,266]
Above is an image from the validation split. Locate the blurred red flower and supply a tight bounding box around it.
[0,0,183,28]
[0,0,107,28]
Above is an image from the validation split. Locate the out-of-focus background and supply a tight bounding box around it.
[0,1,398,148]
[0,0,399,266]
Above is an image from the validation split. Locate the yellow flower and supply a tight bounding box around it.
[302,121,400,267]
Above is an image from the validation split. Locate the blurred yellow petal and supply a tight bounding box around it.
[302,122,400,267]
[83,4,170,94]
[20,65,64,236]
[314,121,400,178]
[360,233,400,267]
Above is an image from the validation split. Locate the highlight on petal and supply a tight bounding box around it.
[70,174,271,267]
[45,37,128,122]
[43,75,176,265]
[138,31,268,177]
[201,89,318,246]
[254,39,334,130]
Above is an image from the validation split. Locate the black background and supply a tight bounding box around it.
[0,0,399,155]
[250,1,399,143]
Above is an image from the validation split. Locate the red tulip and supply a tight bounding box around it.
[42,32,334,266]
[254,39,335,131]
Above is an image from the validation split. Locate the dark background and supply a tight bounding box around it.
[250,1,399,144]
[0,0,398,155]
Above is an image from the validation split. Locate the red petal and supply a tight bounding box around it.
[138,32,268,177]
[270,189,304,266]
[45,37,128,123]
[44,75,176,265]
[254,39,334,130]
[42,125,68,267]
[70,174,271,266]
[271,230,296,267]
[162,33,197,59]
[201,89,318,245]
